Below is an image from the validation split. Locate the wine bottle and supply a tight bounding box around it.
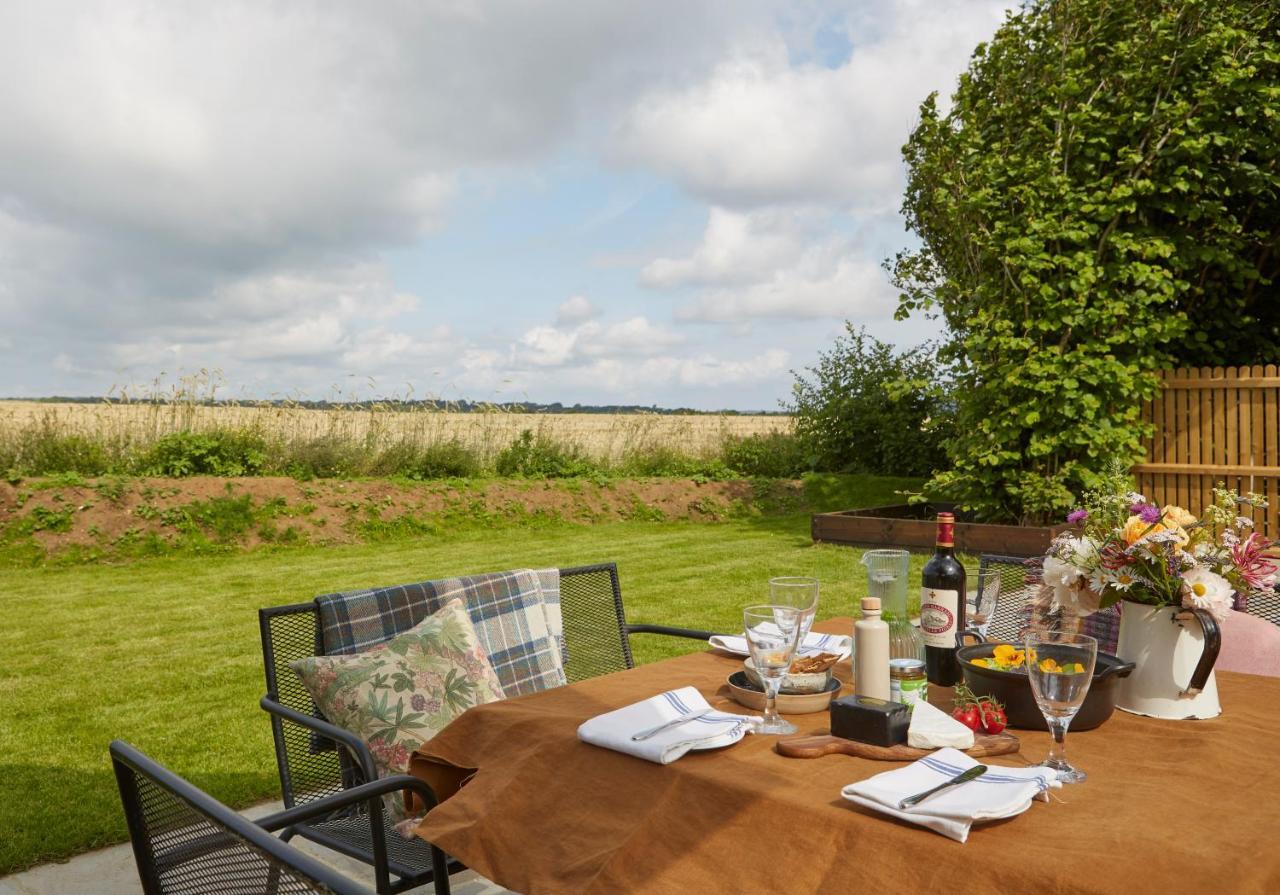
[921,512,966,686]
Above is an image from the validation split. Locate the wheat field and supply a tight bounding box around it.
[0,400,790,464]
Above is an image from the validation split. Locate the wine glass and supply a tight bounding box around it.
[768,576,819,651]
[1025,631,1098,783]
[743,605,803,735]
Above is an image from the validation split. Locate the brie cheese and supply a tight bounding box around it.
[907,698,975,750]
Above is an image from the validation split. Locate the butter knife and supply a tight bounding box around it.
[898,764,988,809]
[631,709,713,741]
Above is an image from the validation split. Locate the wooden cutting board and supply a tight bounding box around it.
[775,732,1020,761]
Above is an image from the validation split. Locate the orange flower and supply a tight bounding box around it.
[1163,505,1196,527]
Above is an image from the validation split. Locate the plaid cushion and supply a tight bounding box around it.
[315,569,566,696]
[533,568,564,664]
[1080,604,1122,655]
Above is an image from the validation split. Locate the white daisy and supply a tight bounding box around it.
[1180,567,1233,624]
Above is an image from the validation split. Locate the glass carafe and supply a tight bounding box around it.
[861,549,925,662]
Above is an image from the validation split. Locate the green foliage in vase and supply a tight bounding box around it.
[891,0,1280,524]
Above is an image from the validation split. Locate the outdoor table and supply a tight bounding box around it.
[409,618,1280,894]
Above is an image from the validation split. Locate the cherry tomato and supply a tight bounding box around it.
[980,705,1007,734]
[952,705,981,731]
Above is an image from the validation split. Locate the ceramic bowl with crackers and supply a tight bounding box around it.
[742,651,840,694]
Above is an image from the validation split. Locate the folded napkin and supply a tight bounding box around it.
[708,630,852,660]
[841,748,1059,843]
[577,687,756,764]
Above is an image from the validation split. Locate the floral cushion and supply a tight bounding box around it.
[290,598,506,821]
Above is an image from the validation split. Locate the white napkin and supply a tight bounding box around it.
[841,748,1059,843]
[577,687,756,764]
[708,630,852,660]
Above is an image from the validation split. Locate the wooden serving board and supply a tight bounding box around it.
[775,732,1020,761]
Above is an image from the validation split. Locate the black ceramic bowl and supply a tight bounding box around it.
[956,642,1135,731]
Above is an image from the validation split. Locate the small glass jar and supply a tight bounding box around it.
[889,658,928,707]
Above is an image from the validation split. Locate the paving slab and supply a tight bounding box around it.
[0,801,512,895]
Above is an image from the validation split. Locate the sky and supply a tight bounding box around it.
[0,1,1010,411]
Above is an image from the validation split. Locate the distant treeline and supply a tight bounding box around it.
[3,396,786,416]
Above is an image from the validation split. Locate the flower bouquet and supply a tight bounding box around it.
[1042,482,1277,624]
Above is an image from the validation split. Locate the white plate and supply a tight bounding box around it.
[707,630,852,661]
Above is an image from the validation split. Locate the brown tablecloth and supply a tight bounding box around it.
[410,618,1280,894]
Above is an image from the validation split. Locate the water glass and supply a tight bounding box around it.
[743,605,802,735]
[768,576,819,648]
[1025,631,1098,783]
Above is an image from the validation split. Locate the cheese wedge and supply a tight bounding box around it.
[907,698,975,750]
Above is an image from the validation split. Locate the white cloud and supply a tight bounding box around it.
[643,206,898,323]
[555,295,597,325]
[641,207,809,289]
[516,315,685,368]
[616,1,1006,209]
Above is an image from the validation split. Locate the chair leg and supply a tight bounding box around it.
[432,845,451,895]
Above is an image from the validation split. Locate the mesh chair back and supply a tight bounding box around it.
[1247,587,1280,627]
[111,740,368,895]
[259,563,635,805]
[260,604,351,808]
[558,563,634,682]
[978,554,1041,644]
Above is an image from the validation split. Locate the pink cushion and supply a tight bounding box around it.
[1217,609,1280,678]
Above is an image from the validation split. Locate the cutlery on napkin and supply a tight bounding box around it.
[841,748,1059,843]
[577,686,757,764]
[708,630,852,660]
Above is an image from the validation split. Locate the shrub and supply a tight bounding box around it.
[495,430,596,478]
[12,431,111,476]
[615,446,731,479]
[278,436,362,480]
[788,326,953,478]
[136,429,267,477]
[892,0,1280,522]
[371,440,482,479]
[720,432,810,478]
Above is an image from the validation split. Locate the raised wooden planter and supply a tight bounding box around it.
[811,504,1070,557]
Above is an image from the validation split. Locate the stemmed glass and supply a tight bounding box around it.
[768,576,819,651]
[743,605,803,735]
[1025,631,1098,783]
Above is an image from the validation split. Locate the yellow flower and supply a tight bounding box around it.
[993,644,1018,662]
[970,658,991,668]
[1122,514,1164,545]
[1163,505,1196,527]
[1039,658,1061,673]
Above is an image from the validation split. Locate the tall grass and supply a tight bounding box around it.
[0,373,796,480]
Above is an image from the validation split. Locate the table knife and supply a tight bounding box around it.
[631,709,714,741]
[898,764,988,809]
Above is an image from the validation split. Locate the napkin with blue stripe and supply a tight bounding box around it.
[577,686,757,764]
[841,747,1060,842]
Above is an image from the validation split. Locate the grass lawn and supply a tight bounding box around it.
[0,475,928,874]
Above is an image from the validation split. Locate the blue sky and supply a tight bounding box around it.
[0,1,1009,410]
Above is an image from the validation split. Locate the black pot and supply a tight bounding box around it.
[956,642,1135,731]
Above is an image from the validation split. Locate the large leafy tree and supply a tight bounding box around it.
[893,0,1280,524]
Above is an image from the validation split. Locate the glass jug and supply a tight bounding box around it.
[861,549,925,662]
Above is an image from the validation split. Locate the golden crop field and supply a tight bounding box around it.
[0,400,791,463]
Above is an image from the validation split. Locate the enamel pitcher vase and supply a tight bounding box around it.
[1115,600,1222,720]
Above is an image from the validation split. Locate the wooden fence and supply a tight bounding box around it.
[1135,365,1280,538]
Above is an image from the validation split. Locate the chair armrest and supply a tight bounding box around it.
[259,696,377,783]
[255,774,440,832]
[626,623,714,641]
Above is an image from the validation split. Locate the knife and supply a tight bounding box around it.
[631,709,714,741]
[898,764,988,809]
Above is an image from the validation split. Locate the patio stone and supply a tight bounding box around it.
[0,800,513,895]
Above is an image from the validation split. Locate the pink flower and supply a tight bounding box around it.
[1232,532,1278,591]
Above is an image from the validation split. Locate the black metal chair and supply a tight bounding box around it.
[1247,585,1280,627]
[111,739,449,895]
[258,562,710,894]
[974,553,1041,644]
